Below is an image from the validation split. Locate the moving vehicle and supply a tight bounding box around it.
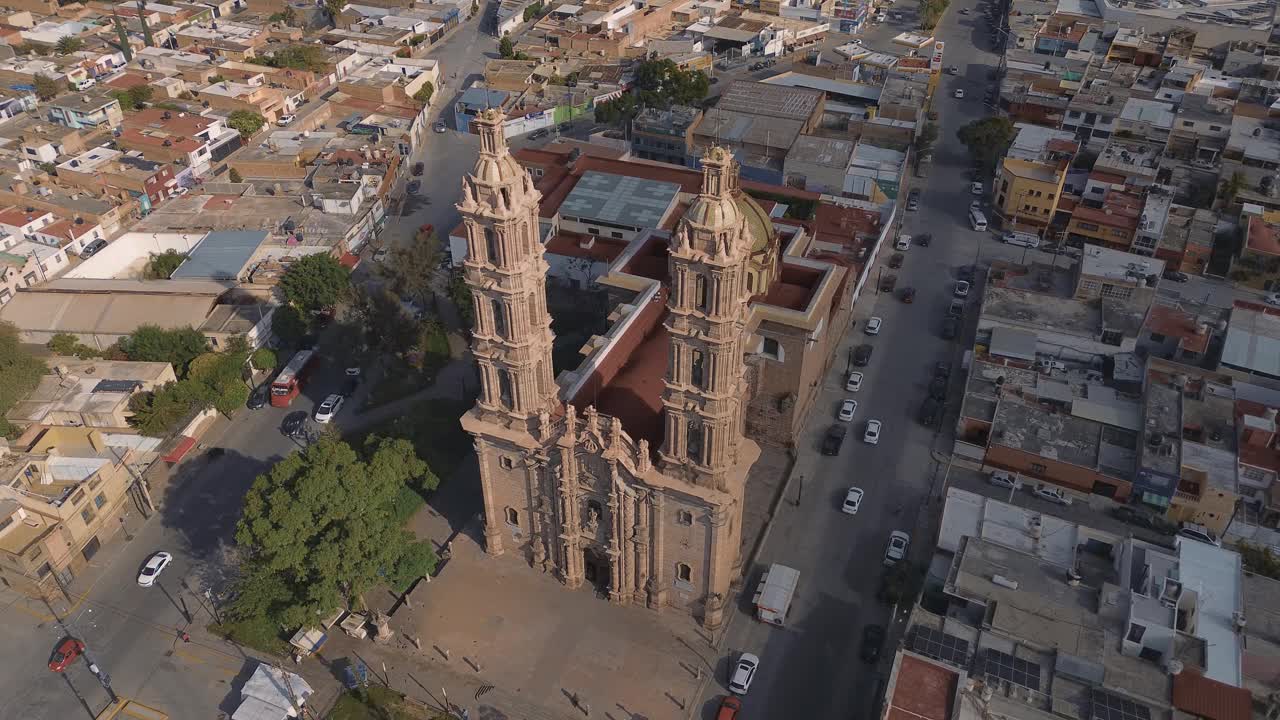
[865,317,882,335]
[1002,231,1040,248]
[989,470,1019,489]
[954,88,965,99]
[954,280,970,298]
[900,287,916,303]
[861,625,885,663]
[412,162,424,176]
[941,317,959,340]
[838,399,858,422]
[968,208,987,231]
[728,653,760,694]
[433,121,447,133]
[864,419,882,444]
[854,344,873,366]
[753,564,799,626]
[916,233,932,247]
[846,371,863,392]
[822,424,848,455]
[48,638,85,673]
[137,551,173,587]
[80,238,108,259]
[271,350,316,407]
[884,531,910,566]
[314,394,344,424]
[716,696,742,720]
[1033,484,1072,505]
[842,487,864,515]
[948,65,959,74]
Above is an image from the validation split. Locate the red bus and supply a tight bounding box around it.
[270,349,316,407]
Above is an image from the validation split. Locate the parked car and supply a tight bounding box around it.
[247,384,269,410]
[1264,293,1280,307]
[842,486,864,515]
[80,238,108,259]
[821,424,848,455]
[854,344,873,366]
[907,191,920,211]
[879,274,897,293]
[934,361,952,379]
[1033,484,1072,505]
[864,419,882,444]
[883,531,910,566]
[989,470,1019,489]
[846,371,864,392]
[282,410,307,437]
[957,265,975,283]
[276,114,296,126]
[1177,523,1220,546]
[954,280,970,298]
[412,162,425,176]
[137,551,173,587]
[48,638,85,673]
[860,625,886,663]
[948,65,959,75]
[1111,505,1168,532]
[889,252,904,268]
[970,182,984,195]
[716,696,742,720]
[915,233,932,247]
[838,399,858,422]
[373,246,390,262]
[895,234,911,251]
[928,377,948,400]
[529,128,549,140]
[954,88,965,99]
[948,300,965,318]
[865,317,883,335]
[900,287,916,303]
[433,121,447,133]
[919,397,941,426]
[941,317,959,340]
[407,180,421,193]
[728,653,760,695]
[314,394,344,424]
[1161,270,1189,282]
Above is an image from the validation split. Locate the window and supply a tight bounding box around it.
[677,509,693,526]
[686,420,704,464]
[1182,121,1194,128]
[1076,222,1100,232]
[36,562,51,578]
[0,516,10,533]
[1101,330,1123,346]
[676,562,692,583]
[484,227,499,264]
[690,350,705,388]
[1126,622,1146,643]
[70,490,86,507]
[491,298,506,338]
[694,274,708,311]
[610,231,623,239]
[761,337,781,360]
[1148,332,1166,343]
[80,507,95,524]
[497,369,514,408]
[499,456,514,470]
[1030,463,1047,474]
[1100,284,1133,300]
[587,227,600,236]
[505,507,519,526]
[1210,125,1222,132]
[93,493,105,509]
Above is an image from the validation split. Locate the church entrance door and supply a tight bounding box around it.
[582,548,610,596]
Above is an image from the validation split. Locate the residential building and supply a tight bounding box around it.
[1066,187,1143,250]
[56,146,179,207]
[1073,244,1163,306]
[630,106,701,168]
[44,89,125,131]
[784,135,853,194]
[116,109,242,176]
[6,360,177,430]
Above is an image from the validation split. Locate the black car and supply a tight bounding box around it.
[860,625,886,663]
[821,424,848,456]
[79,238,108,259]
[900,287,916,303]
[247,384,269,410]
[412,162,424,176]
[941,317,959,340]
[530,128,549,140]
[282,410,307,437]
[934,361,952,380]
[407,180,421,193]
[342,376,359,396]
[1111,506,1173,533]
[919,397,941,427]
[915,233,932,247]
[853,344,873,367]
[889,252,904,269]
[1162,270,1189,282]
[928,376,948,400]
[957,265,975,283]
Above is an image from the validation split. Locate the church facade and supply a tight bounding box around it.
[457,108,827,629]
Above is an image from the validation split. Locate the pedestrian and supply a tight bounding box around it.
[181,631,191,643]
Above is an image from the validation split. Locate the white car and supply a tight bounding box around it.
[884,531,910,566]
[864,419,882,444]
[954,88,965,99]
[1033,484,1071,505]
[954,280,970,298]
[1177,523,1221,547]
[314,393,344,424]
[276,114,296,126]
[989,470,1019,489]
[895,234,911,251]
[728,653,759,695]
[846,371,864,392]
[137,551,173,588]
[865,317,883,335]
[1264,293,1280,307]
[970,182,984,195]
[838,399,858,422]
[842,487,864,515]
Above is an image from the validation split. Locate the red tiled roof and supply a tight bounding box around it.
[886,655,957,720]
[104,72,150,90]
[1247,215,1280,257]
[0,205,48,227]
[811,202,880,247]
[574,293,670,450]
[1171,670,1251,720]
[1145,305,1211,355]
[545,231,629,263]
[762,264,822,311]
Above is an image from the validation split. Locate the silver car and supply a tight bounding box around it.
[884,531,910,566]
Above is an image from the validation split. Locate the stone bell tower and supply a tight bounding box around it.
[457,109,559,556]
[658,146,753,492]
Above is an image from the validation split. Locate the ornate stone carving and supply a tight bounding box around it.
[585,507,599,535]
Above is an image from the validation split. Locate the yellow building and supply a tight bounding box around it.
[993,156,1069,233]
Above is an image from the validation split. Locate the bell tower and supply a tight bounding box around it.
[457,109,559,430]
[658,147,753,491]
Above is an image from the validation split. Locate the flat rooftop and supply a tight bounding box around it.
[1221,302,1280,378]
[715,80,822,122]
[1080,244,1165,282]
[559,171,681,230]
[992,398,1101,469]
[171,230,268,281]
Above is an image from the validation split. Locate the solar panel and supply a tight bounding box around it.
[93,379,141,393]
[978,648,1041,691]
[1091,691,1151,720]
[908,626,970,667]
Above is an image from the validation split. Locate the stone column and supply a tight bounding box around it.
[701,505,730,630]
[528,459,548,570]
[632,491,650,605]
[620,485,635,604]
[475,439,504,557]
[557,449,585,588]
[606,476,623,603]
[647,492,668,611]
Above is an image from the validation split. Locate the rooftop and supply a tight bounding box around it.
[170,231,269,281]
[1221,301,1280,379]
[714,80,822,122]
[787,134,853,170]
[991,397,1106,470]
[7,360,173,425]
[558,171,682,230]
[1080,244,1165,283]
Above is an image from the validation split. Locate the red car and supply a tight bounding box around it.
[48,637,84,672]
[717,696,742,720]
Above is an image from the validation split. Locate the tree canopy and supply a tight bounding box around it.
[632,59,709,108]
[0,321,46,437]
[127,338,251,434]
[122,325,208,377]
[32,74,60,101]
[956,116,1016,177]
[143,249,187,279]
[55,36,83,55]
[498,36,515,59]
[110,85,153,111]
[914,122,938,157]
[381,228,439,308]
[230,437,439,629]
[259,45,328,73]
[227,110,266,140]
[280,253,351,314]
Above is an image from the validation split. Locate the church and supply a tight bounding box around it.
[457,108,864,628]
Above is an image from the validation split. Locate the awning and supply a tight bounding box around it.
[338,252,360,269]
[161,435,197,463]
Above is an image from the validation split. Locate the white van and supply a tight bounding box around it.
[968,208,987,231]
[1003,231,1040,248]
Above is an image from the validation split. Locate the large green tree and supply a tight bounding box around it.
[227,110,266,140]
[633,59,708,108]
[381,229,439,309]
[230,437,439,628]
[143,249,187,279]
[353,286,418,357]
[55,36,84,55]
[956,116,1016,177]
[127,339,251,433]
[0,321,46,437]
[32,74,60,101]
[280,253,351,314]
[122,325,208,377]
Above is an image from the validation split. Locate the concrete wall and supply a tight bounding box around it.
[65,232,203,280]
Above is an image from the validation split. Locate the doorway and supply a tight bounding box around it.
[582,548,610,595]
